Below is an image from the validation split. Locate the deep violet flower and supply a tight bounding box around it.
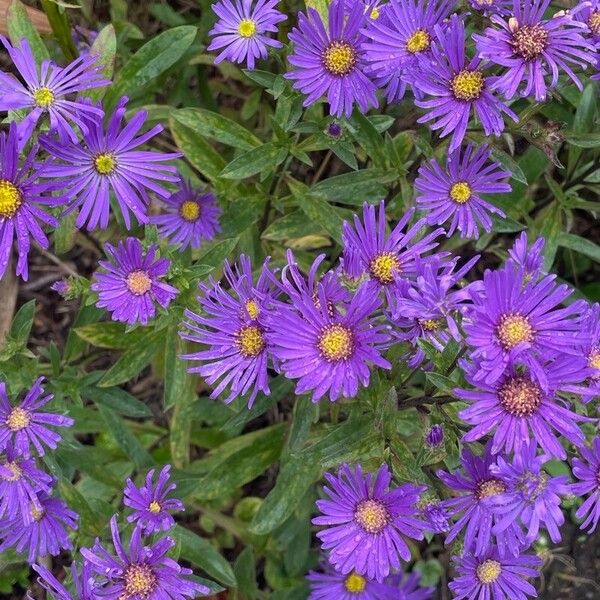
[40,96,180,231]
[361,0,455,102]
[0,490,78,563]
[266,282,391,402]
[437,444,523,557]
[0,377,73,458]
[449,547,542,600]
[410,15,518,152]
[313,463,425,581]
[506,231,545,282]
[575,0,600,43]
[180,255,275,407]
[123,464,184,534]
[81,516,210,598]
[415,143,510,239]
[474,0,596,101]
[91,237,178,326]
[306,568,399,599]
[207,0,286,70]
[32,561,97,600]
[286,0,378,117]
[151,179,221,250]
[571,436,600,533]
[0,122,67,281]
[0,36,109,144]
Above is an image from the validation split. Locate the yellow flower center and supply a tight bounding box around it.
[238,19,257,38]
[498,376,542,417]
[369,6,380,19]
[406,29,431,54]
[30,503,45,521]
[317,324,354,361]
[450,181,472,204]
[33,86,55,108]
[245,299,260,320]
[588,348,600,373]
[476,559,502,584]
[179,200,201,222]
[124,564,157,597]
[476,478,506,500]
[451,69,485,101]
[237,325,265,357]
[6,407,31,432]
[1,461,22,482]
[511,24,549,60]
[0,180,22,218]
[126,270,153,296]
[589,11,600,35]
[148,500,161,514]
[496,313,534,349]
[344,572,367,593]
[354,499,389,534]
[369,252,400,285]
[94,153,117,175]
[323,41,357,76]
[420,319,439,332]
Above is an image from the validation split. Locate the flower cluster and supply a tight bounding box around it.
[30,465,211,599]
[0,378,76,563]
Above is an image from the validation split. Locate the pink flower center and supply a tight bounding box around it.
[354,499,389,534]
[498,376,542,417]
[126,270,153,296]
[511,23,549,61]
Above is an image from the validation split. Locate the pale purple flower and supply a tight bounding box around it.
[571,436,600,533]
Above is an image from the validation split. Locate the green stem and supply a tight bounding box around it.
[41,0,78,61]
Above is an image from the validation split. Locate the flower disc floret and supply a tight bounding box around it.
[318,325,354,361]
[511,23,548,60]
[124,564,157,597]
[237,325,265,358]
[344,572,367,593]
[354,499,389,534]
[451,69,485,101]
[496,313,534,349]
[323,41,357,75]
[0,180,22,218]
[32,86,55,108]
[179,200,201,222]
[450,182,472,204]
[6,407,30,431]
[238,18,256,37]
[369,252,400,285]
[476,559,502,584]
[498,376,542,417]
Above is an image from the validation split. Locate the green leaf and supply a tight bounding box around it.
[96,404,154,468]
[234,547,260,600]
[286,395,317,453]
[53,212,77,254]
[297,193,344,244]
[98,331,163,387]
[173,525,237,588]
[83,25,117,102]
[568,84,597,174]
[349,111,386,167]
[220,143,288,179]
[312,169,397,204]
[563,132,600,148]
[75,322,147,350]
[489,148,527,185]
[85,384,153,418]
[7,0,50,64]
[170,118,227,182]
[557,232,600,263]
[195,237,239,268]
[9,300,35,346]
[105,26,197,109]
[57,480,102,535]
[164,325,192,410]
[172,108,262,151]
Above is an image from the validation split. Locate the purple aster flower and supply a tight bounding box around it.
[473,0,596,101]
[575,0,600,43]
[306,568,399,599]
[468,0,512,15]
[449,547,542,600]
[51,279,71,297]
[391,255,478,367]
[0,489,78,563]
[361,0,454,102]
[437,444,523,557]
[569,303,600,403]
[91,238,178,326]
[457,355,590,459]
[425,424,444,448]
[415,143,510,239]
[0,36,109,145]
[0,447,53,524]
[463,262,587,384]
[571,436,600,533]
[180,255,274,407]
[285,0,378,118]
[419,498,451,534]
[410,15,518,152]
[0,122,66,281]
[40,96,180,230]
[81,516,210,598]
[387,572,435,599]
[32,561,97,600]
[506,231,545,282]
[150,179,221,251]
[313,463,425,581]
[123,464,184,534]
[207,0,285,69]
[0,377,73,458]
[342,202,444,320]
[266,282,391,402]
[487,441,569,544]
